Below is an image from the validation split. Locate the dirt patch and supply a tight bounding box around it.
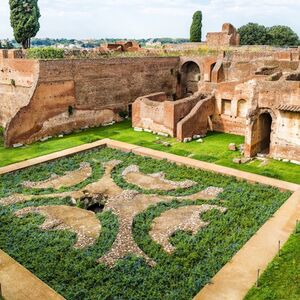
[122,165,196,191]
[150,205,227,253]
[15,205,101,249]
[23,162,92,189]
[177,187,224,201]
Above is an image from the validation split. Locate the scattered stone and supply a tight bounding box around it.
[183,137,192,143]
[257,153,267,158]
[291,160,300,165]
[70,198,77,206]
[196,138,204,143]
[228,143,237,151]
[134,127,143,132]
[40,136,51,142]
[13,143,23,148]
[233,158,242,164]
[282,159,289,163]
[103,122,115,127]
[157,132,169,137]
[241,158,251,164]
[144,129,152,133]
[193,135,201,140]
[162,142,171,147]
[58,134,64,138]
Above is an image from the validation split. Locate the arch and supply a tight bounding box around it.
[252,112,273,155]
[180,61,201,97]
[237,99,247,117]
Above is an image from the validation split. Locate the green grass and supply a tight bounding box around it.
[0,148,291,300]
[0,120,299,184]
[245,223,300,300]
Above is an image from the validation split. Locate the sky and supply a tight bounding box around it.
[0,0,300,39]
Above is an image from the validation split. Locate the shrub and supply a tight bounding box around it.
[26,47,64,59]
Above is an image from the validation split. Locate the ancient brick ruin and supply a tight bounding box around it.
[206,23,240,47]
[0,47,300,161]
[133,50,300,161]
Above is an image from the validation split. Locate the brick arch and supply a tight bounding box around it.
[237,99,247,117]
[245,108,277,157]
[179,61,201,98]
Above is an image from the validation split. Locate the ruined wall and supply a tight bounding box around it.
[244,79,300,160]
[0,54,39,128]
[132,92,175,136]
[132,92,209,138]
[206,23,240,47]
[177,95,215,141]
[4,56,179,146]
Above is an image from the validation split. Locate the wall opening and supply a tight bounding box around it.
[255,113,273,155]
[237,99,247,117]
[181,62,200,97]
[221,99,232,115]
[128,104,132,118]
[210,63,216,81]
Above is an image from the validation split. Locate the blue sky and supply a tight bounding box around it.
[1,0,299,39]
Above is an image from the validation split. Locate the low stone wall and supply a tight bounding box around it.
[177,95,215,141]
[132,92,176,136]
[132,91,210,139]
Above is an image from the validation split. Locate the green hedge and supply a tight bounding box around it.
[0,148,291,299]
[26,47,64,59]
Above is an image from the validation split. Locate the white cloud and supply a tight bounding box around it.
[0,0,299,39]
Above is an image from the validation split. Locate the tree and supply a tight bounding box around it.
[9,0,41,49]
[238,23,268,45]
[267,26,299,47]
[190,11,202,42]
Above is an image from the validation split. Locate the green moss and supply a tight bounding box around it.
[0,148,291,299]
[245,224,300,300]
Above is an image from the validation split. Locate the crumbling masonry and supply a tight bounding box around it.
[0,46,300,161]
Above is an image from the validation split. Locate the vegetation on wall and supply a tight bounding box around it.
[9,0,41,49]
[0,148,291,299]
[26,47,64,59]
[238,23,299,46]
[190,11,203,42]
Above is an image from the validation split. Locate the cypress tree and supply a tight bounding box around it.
[9,0,41,49]
[190,11,202,42]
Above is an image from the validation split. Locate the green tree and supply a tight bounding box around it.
[238,23,268,45]
[267,25,299,47]
[190,11,202,42]
[9,0,41,49]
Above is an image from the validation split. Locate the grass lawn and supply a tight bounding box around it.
[245,223,300,300]
[0,120,299,184]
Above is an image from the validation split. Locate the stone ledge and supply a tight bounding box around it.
[0,250,65,300]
